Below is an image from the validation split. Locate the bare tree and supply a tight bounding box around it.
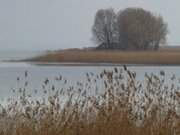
[117,8,168,50]
[92,8,118,49]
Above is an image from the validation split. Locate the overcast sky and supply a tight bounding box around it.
[0,0,179,51]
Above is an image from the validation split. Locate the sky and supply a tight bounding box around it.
[0,0,180,51]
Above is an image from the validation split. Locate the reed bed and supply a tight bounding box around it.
[0,66,180,135]
[27,50,180,65]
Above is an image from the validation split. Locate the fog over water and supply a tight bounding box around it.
[0,0,180,51]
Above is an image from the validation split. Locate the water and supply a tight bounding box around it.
[0,51,180,100]
[0,50,44,61]
[0,62,180,97]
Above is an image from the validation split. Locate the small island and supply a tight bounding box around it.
[25,8,180,66]
[25,47,180,65]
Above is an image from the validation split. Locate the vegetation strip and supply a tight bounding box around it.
[25,50,180,65]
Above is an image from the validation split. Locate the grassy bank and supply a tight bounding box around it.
[27,49,180,65]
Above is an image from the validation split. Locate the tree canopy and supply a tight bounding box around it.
[92,7,168,50]
[92,8,118,49]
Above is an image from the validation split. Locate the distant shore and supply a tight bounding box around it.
[20,47,180,65]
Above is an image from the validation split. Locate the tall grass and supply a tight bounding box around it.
[28,50,180,65]
[0,66,180,135]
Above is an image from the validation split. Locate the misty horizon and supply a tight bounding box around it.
[0,0,180,51]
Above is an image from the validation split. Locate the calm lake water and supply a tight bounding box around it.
[0,51,180,100]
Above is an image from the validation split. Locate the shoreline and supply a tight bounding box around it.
[24,49,180,66]
[3,61,180,67]
[4,49,180,66]
[30,62,180,67]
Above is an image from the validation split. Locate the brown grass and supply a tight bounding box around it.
[27,49,180,65]
[0,67,180,135]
